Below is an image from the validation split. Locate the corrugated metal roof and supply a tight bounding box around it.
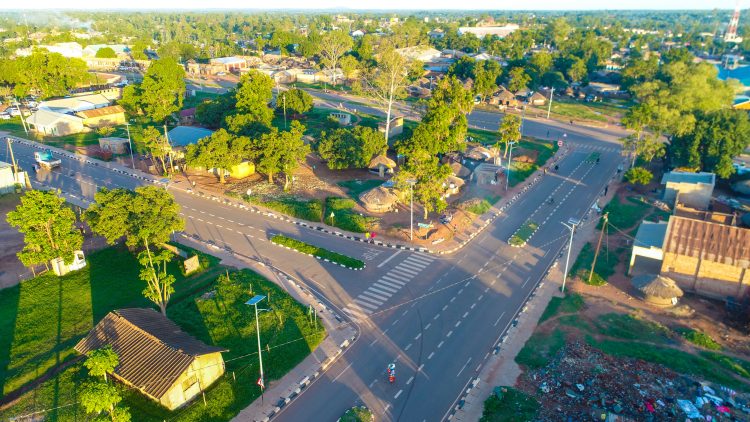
[75,308,226,399]
[660,171,715,186]
[77,105,125,119]
[634,221,668,249]
[663,216,750,267]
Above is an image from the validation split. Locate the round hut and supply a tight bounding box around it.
[632,274,684,307]
[359,185,398,213]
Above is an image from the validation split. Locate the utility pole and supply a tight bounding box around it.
[6,137,18,173]
[406,179,416,241]
[505,141,518,191]
[546,86,554,120]
[14,98,28,134]
[163,124,175,173]
[125,122,135,169]
[283,94,287,129]
[588,212,609,284]
[561,218,579,294]
[245,295,269,404]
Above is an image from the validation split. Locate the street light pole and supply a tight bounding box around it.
[245,295,269,403]
[124,122,135,169]
[505,141,517,191]
[546,87,554,120]
[561,218,579,294]
[406,179,416,241]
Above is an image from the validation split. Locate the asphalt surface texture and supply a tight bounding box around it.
[2,110,624,421]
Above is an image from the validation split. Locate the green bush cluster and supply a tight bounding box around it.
[271,234,365,269]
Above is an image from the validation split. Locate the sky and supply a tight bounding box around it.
[0,0,739,10]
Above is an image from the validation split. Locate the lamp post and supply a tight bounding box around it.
[406,179,417,241]
[546,86,554,120]
[504,141,517,191]
[245,295,270,403]
[124,121,135,169]
[561,218,580,294]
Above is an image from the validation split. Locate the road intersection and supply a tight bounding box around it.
[2,114,624,420]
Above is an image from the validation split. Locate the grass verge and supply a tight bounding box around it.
[0,243,221,398]
[480,387,539,422]
[338,179,384,199]
[1,269,326,421]
[325,197,378,233]
[271,234,364,269]
[568,242,622,286]
[509,220,538,246]
[676,328,722,350]
[508,138,558,187]
[539,293,585,323]
[241,194,323,222]
[341,406,374,422]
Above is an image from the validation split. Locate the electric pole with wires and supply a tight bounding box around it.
[588,212,609,284]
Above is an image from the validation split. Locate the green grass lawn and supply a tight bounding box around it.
[0,117,131,149]
[240,194,323,222]
[338,179,384,199]
[676,328,722,350]
[1,269,326,421]
[480,387,539,422]
[539,293,585,323]
[548,100,610,123]
[509,220,538,246]
[594,313,672,344]
[325,197,378,233]
[568,243,623,286]
[0,243,220,398]
[508,138,558,187]
[183,91,219,109]
[341,406,374,422]
[600,196,655,231]
[271,234,365,269]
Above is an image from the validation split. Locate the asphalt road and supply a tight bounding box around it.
[3,119,623,421]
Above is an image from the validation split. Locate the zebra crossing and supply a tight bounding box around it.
[343,253,436,322]
[571,143,620,153]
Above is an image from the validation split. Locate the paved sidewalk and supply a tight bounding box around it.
[174,235,358,422]
[449,168,624,421]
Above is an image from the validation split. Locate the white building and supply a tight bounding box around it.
[395,46,442,62]
[629,221,668,275]
[16,42,84,58]
[458,24,519,39]
[82,44,129,57]
[26,109,85,136]
[38,90,120,114]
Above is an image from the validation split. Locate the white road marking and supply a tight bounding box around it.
[493,311,506,327]
[437,341,444,348]
[456,357,472,377]
[406,376,414,385]
[428,352,435,360]
[332,362,354,382]
[424,322,432,330]
[462,311,469,318]
[377,250,403,268]
[455,321,461,328]
[394,389,403,399]
[370,338,379,347]
[373,283,398,293]
[446,330,453,337]
[414,333,421,340]
[418,364,424,371]
[405,343,412,351]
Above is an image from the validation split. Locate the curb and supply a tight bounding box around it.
[268,242,366,271]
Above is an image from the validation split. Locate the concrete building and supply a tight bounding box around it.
[395,46,442,62]
[660,216,750,300]
[82,44,129,58]
[661,171,715,210]
[39,89,121,114]
[458,24,519,39]
[75,308,226,410]
[26,109,85,136]
[16,42,83,58]
[628,221,669,275]
[99,137,130,154]
[0,161,15,194]
[77,105,126,128]
[210,56,249,73]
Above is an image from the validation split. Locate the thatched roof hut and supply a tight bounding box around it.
[450,162,471,178]
[359,186,398,213]
[465,146,493,161]
[632,274,683,307]
[368,155,397,177]
[445,175,465,195]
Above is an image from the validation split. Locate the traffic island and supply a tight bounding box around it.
[509,220,539,247]
[340,406,374,422]
[271,234,365,270]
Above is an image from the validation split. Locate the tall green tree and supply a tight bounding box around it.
[497,114,522,158]
[6,190,83,269]
[249,121,309,189]
[139,126,171,174]
[2,52,90,99]
[86,187,184,314]
[225,70,274,133]
[319,30,353,86]
[361,41,410,145]
[95,47,117,58]
[624,167,653,185]
[80,381,130,422]
[185,129,250,184]
[137,58,186,122]
[669,109,750,178]
[507,67,530,92]
[277,88,313,116]
[84,346,119,382]
[318,126,386,169]
[195,92,236,129]
[395,149,452,219]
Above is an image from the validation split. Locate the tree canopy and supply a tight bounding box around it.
[318,126,387,170]
[0,51,90,99]
[248,121,309,189]
[6,190,83,268]
[277,88,313,116]
[395,149,452,219]
[185,129,250,183]
[224,70,274,134]
[95,47,117,58]
[120,58,186,122]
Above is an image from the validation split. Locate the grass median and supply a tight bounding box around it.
[509,220,538,246]
[271,234,365,269]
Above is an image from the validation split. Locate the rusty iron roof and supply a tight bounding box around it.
[75,308,225,399]
[76,104,125,119]
[663,216,750,267]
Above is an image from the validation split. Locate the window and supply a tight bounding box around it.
[182,375,198,392]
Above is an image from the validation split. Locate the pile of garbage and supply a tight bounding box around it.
[518,342,750,421]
